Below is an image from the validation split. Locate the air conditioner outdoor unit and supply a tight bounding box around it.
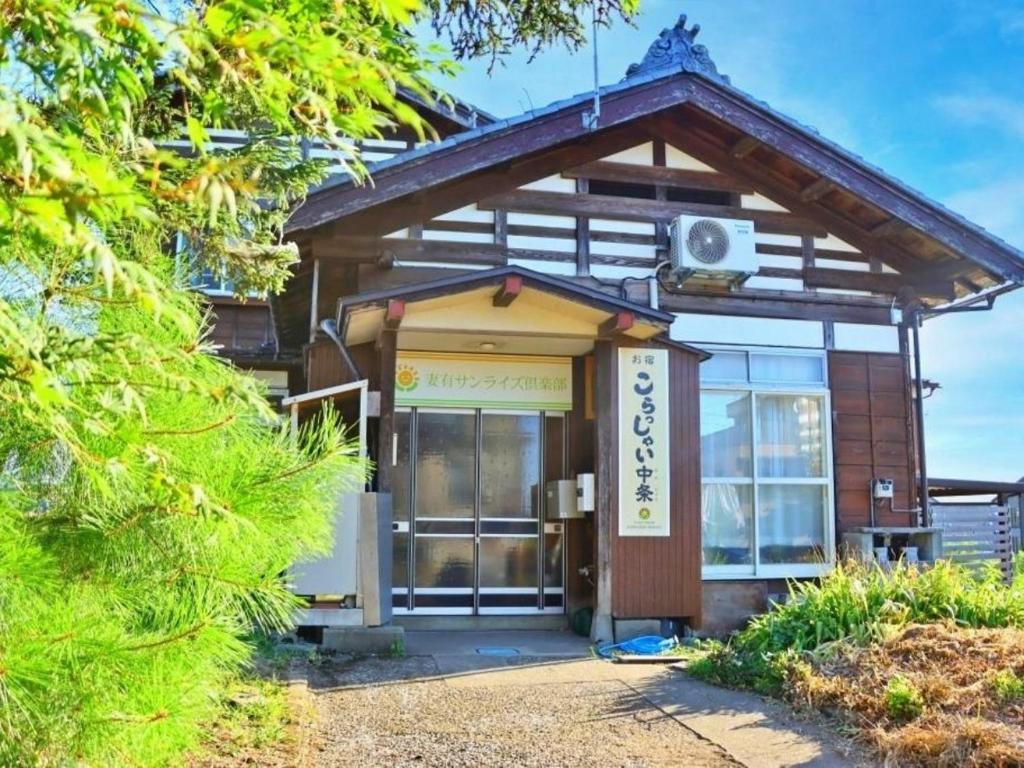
[668,215,758,286]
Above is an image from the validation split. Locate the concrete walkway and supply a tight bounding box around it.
[396,630,869,768]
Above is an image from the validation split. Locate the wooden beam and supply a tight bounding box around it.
[801,235,815,270]
[870,218,907,238]
[803,266,955,300]
[730,135,760,159]
[756,242,870,265]
[646,115,933,278]
[598,311,635,338]
[799,177,835,202]
[493,208,508,246]
[375,329,397,494]
[478,189,827,237]
[647,289,894,324]
[591,340,615,642]
[384,299,405,329]
[326,124,644,237]
[562,160,753,194]
[576,177,591,277]
[378,238,506,266]
[679,80,1024,283]
[492,275,523,307]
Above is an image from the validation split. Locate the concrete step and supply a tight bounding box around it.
[394,614,569,632]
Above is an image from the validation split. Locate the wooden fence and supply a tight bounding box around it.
[931,503,1015,581]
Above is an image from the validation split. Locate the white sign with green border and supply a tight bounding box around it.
[394,352,573,410]
[618,347,671,537]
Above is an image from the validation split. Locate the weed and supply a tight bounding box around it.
[389,637,406,659]
[990,669,1024,701]
[693,559,1024,696]
[884,675,924,721]
[189,674,293,762]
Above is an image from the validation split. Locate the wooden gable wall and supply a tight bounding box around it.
[283,133,935,359]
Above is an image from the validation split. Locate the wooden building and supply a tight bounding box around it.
[254,17,1024,637]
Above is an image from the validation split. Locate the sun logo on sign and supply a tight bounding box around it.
[638,507,651,521]
[395,364,419,392]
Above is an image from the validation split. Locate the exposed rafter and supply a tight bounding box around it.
[492,275,523,307]
[800,177,835,202]
[730,136,760,159]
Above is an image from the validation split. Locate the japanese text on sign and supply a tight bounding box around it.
[395,352,572,410]
[618,348,670,537]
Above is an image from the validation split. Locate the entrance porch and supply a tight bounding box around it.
[324,266,707,638]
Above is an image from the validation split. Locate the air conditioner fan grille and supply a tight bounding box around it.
[685,219,730,265]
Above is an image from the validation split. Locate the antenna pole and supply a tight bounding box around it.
[584,6,601,130]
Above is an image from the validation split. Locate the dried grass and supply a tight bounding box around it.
[792,623,1024,766]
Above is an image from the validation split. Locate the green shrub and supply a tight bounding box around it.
[884,675,924,721]
[991,669,1024,702]
[735,560,1024,661]
[694,560,1024,696]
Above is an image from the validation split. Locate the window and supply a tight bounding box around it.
[585,179,733,206]
[700,349,833,578]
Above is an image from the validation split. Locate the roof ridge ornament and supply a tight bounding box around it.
[625,14,729,84]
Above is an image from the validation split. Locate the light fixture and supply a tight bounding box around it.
[478,341,496,351]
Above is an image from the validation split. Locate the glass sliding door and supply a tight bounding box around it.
[392,407,567,615]
[391,410,412,611]
[412,409,477,614]
[543,413,566,612]
[478,412,541,614]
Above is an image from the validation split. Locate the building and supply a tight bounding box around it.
[193,90,494,408]
[256,16,1024,638]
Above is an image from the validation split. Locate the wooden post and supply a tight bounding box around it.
[591,339,615,642]
[376,330,397,494]
[575,177,591,277]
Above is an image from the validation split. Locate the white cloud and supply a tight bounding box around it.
[933,93,1024,139]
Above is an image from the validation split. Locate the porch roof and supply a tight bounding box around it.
[336,265,709,359]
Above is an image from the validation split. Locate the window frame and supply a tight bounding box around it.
[699,346,835,580]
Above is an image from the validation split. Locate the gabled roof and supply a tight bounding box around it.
[288,15,1024,295]
[336,265,710,359]
[397,86,496,133]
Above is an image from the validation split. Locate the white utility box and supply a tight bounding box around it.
[576,473,595,512]
[546,480,583,519]
[873,478,895,499]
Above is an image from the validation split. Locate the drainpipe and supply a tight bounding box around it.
[909,281,1014,527]
[910,309,929,527]
[319,318,361,380]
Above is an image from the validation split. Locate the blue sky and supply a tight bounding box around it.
[424,0,1024,483]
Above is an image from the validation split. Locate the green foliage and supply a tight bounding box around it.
[390,636,407,659]
[0,2,630,764]
[990,669,1024,702]
[425,0,639,66]
[191,669,294,761]
[884,675,924,721]
[693,561,1024,697]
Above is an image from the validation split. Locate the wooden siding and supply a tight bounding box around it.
[565,355,596,616]
[829,351,917,530]
[602,338,703,621]
[275,134,946,356]
[208,301,274,357]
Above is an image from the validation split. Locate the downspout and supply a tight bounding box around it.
[319,318,361,380]
[910,281,1016,526]
[910,309,929,527]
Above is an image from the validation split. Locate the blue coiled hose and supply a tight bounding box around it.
[596,635,676,658]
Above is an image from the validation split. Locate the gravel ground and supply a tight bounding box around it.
[303,655,740,768]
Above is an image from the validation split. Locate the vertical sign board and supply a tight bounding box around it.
[618,348,671,537]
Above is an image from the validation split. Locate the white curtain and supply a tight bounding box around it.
[757,395,824,478]
[756,395,826,563]
[701,483,753,565]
